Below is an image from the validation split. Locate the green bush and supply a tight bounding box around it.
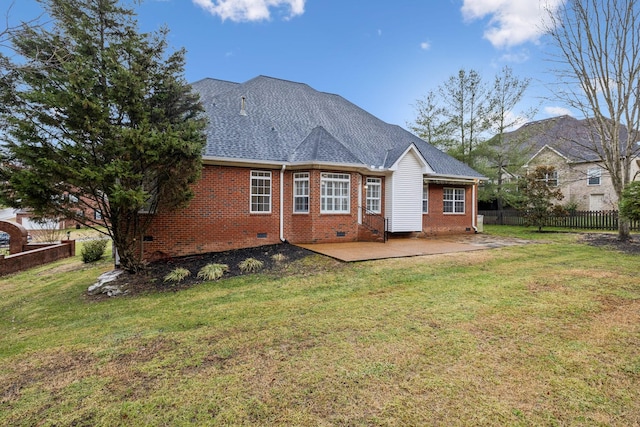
[620,181,640,222]
[81,239,108,263]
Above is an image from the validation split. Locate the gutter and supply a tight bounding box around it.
[472,179,478,233]
[280,164,286,243]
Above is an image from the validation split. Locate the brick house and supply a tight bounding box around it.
[502,115,640,211]
[141,76,485,259]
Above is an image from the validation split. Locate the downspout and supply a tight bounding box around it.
[280,164,286,242]
[472,179,478,233]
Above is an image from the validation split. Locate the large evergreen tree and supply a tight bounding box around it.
[0,0,207,272]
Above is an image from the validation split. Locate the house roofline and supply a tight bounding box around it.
[201,156,485,182]
[526,144,570,166]
[201,156,388,174]
[424,173,485,184]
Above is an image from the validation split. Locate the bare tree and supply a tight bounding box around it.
[546,0,640,240]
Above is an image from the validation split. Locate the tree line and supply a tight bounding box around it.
[410,0,640,240]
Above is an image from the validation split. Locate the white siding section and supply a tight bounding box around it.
[387,150,424,232]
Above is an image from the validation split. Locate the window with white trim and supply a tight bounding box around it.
[365,177,381,213]
[587,168,601,185]
[544,170,559,187]
[293,172,309,213]
[443,187,465,214]
[422,183,429,213]
[321,173,350,213]
[250,171,271,213]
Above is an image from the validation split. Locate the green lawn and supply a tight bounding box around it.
[1,227,639,426]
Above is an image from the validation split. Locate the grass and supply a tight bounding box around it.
[1,226,639,426]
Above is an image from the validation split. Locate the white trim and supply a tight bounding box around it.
[365,177,382,213]
[526,144,570,167]
[320,172,351,214]
[443,187,465,214]
[292,172,310,213]
[388,144,434,173]
[587,167,602,186]
[280,165,286,242]
[422,183,429,214]
[250,170,272,214]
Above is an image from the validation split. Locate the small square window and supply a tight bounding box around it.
[443,187,465,214]
[587,168,601,186]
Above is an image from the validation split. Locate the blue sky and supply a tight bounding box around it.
[4,0,571,130]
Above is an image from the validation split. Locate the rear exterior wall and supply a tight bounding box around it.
[141,165,475,259]
[142,166,367,259]
[421,185,476,236]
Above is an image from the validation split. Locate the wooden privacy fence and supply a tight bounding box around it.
[479,210,640,231]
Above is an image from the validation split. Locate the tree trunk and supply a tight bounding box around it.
[618,216,631,241]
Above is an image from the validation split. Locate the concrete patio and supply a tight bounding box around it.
[295,234,532,262]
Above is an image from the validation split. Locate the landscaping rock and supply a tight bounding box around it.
[88,269,126,296]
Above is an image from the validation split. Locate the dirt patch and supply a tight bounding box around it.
[581,233,640,255]
[98,243,319,298]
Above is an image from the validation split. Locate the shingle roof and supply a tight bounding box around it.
[504,115,639,163]
[192,75,483,178]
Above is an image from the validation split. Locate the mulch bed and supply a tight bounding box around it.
[106,243,317,296]
[581,233,640,254]
[95,233,638,299]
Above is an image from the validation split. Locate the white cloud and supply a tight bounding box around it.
[420,41,431,51]
[544,106,573,117]
[193,0,305,22]
[498,49,530,63]
[461,0,564,49]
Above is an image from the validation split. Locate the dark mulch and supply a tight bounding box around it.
[581,233,640,254]
[107,243,320,296]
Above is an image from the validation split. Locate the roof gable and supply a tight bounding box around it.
[505,115,639,163]
[388,144,433,173]
[528,144,569,165]
[290,126,361,164]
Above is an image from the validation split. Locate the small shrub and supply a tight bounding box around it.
[163,267,191,284]
[197,263,228,281]
[81,239,108,263]
[271,253,287,263]
[238,257,264,273]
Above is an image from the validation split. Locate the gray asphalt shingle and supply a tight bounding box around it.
[192,75,483,178]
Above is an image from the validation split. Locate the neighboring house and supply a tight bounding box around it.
[14,194,104,231]
[501,115,640,211]
[141,76,485,259]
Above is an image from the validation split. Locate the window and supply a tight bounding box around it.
[587,168,601,186]
[321,173,350,213]
[251,171,271,213]
[293,172,309,213]
[94,210,103,220]
[422,183,429,213]
[443,187,465,214]
[544,170,559,187]
[365,177,381,213]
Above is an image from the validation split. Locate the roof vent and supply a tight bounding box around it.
[240,96,247,116]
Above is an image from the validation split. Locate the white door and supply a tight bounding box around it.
[589,194,604,211]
